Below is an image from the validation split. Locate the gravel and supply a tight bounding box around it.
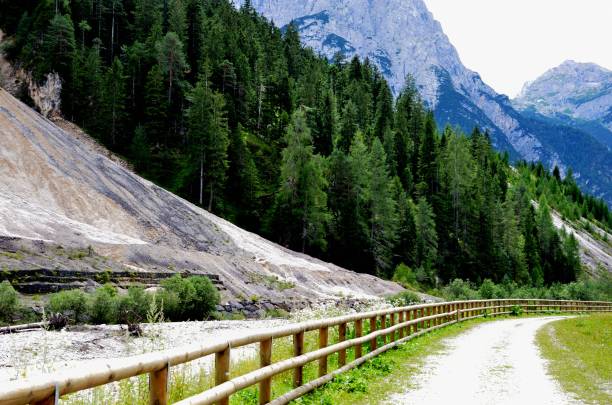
[0,319,288,382]
[388,317,581,405]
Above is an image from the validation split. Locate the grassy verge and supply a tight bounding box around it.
[536,314,612,404]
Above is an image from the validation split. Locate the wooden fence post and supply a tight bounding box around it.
[355,319,363,359]
[457,302,462,322]
[149,363,169,405]
[33,394,57,405]
[259,338,272,405]
[319,327,329,377]
[215,345,231,405]
[293,331,304,388]
[398,311,404,339]
[389,313,395,343]
[338,323,347,367]
[370,317,378,351]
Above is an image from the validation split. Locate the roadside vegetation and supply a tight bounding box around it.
[0,275,219,326]
[536,314,612,404]
[391,263,612,303]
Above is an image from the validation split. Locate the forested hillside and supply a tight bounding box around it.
[1,0,609,288]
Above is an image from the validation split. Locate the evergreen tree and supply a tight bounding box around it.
[101,57,127,146]
[368,138,398,276]
[415,197,438,284]
[186,79,229,211]
[156,31,188,104]
[276,109,329,252]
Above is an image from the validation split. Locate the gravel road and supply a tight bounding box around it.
[388,317,581,405]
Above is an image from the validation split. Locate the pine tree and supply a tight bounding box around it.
[186,79,229,211]
[101,57,127,146]
[338,100,359,153]
[168,0,187,42]
[442,131,474,235]
[156,31,188,104]
[368,138,398,276]
[44,14,76,78]
[276,108,329,252]
[417,112,439,199]
[415,197,438,284]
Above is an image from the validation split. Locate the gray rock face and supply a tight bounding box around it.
[514,61,612,131]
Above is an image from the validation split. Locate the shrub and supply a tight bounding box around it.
[510,305,523,316]
[117,287,150,324]
[0,281,19,323]
[159,275,220,321]
[188,276,220,319]
[388,290,421,306]
[89,285,118,324]
[478,279,503,299]
[49,289,89,323]
[442,279,479,300]
[392,263,417,287]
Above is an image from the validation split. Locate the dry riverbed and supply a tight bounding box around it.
[0,319,289,382]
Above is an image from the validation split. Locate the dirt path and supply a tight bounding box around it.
[388,317,581,405]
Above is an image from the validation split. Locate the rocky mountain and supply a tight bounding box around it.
[514,61,612,150]
[233,0,612,204]
[0,89,402,302]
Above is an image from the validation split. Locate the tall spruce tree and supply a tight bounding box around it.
[276,109,329,252]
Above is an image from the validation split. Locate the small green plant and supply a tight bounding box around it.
[249,294,260,303]
[1,251,25,260]
[265,308,289,319]
[387,290,420,306]
[95,270,112,284]
[0,280,20,323]
[49,289,89,323]
[88,284,118,324]
[392,263,417,287]
[510,305,523,316]
[146,294,165,324]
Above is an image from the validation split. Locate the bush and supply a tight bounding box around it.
[160,275,220,321]
[49,289,89,323]
[117,287,150,324]
[89,285,118,324]
[478,279,503,299]
[0,281,19,323]
[388,290,421,306]
[392,263,417,287]
[442,279,479,300]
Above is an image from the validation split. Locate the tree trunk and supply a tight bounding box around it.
[199,151,204,206]
[208,183,214,212]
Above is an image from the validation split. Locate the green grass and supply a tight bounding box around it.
[536,314,612,404]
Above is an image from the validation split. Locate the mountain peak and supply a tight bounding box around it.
[514,61,612,124]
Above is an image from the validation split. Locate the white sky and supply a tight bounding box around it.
[423,0,612,97]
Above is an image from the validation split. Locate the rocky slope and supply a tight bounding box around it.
[0,89,402,302]
[514,61,612,150]
[233,0,612,204]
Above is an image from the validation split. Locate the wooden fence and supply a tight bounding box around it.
[1,299,610,405]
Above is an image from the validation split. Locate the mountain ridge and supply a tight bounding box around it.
[233,0,611,204]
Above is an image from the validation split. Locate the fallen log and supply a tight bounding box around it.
[0,321,47,334]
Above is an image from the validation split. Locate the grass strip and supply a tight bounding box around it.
[536,314,612,404]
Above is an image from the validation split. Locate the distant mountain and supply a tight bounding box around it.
[233,0,611,204]
[514,61,612,150]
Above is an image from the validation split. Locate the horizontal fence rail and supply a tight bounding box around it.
[1,299,610,405]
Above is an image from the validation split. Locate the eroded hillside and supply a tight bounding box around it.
[0,89,402,302]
